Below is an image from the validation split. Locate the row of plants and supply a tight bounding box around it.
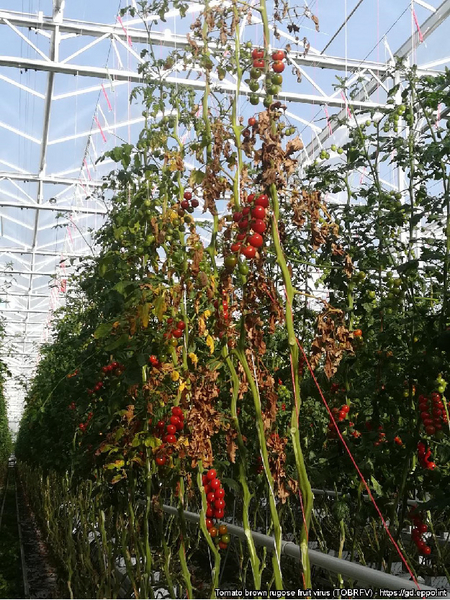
[0,327,11,485]
[15,0,450,596]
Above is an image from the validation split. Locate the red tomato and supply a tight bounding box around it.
[341,405,350,413]
[219,541,228,549]
[206,506,214,517]
[238,218,249,230]
[215,488,225,499]
[176,321,186,331]
[233,211,242,222]
[418,523,428,533]
[241,245,256,259]
[272,50,285,61]
[165,434,176,444]
[166,424,177,435]
[242,206,251,216]
[191,198,199,208]
[170,416,181,427]
[255,194,269,208]
[353,329,363,337]
[204,484,211,495]
[149,355,159,365]
[421,546,431,555]
[156,456,166,466]
[172,406,183,417]
[252,49,264,59]
[172,328,184,338]
[251,219,266,234]
[206,518,214,529]
[253,59,265,69]
[207,468,217,480]
[251,206,266,219]
[214,509,225,519]
[214,498,225,509]
[210,478,221,490]
[209,527,218,538]
[338,410,346,421]
[231,242,242,253]
[207,492,216,503]
[184,191,192,200]
[425,425,436,435]
[236,233,247,241]
[420,411,430,420]
[181,200,189,210]
[272,61,285,73]
[248,233,264,248]
[247,193,255,203]
[248,117,257,127]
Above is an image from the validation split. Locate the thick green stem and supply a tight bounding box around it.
[234,347,284,590]
[223,346,262,587]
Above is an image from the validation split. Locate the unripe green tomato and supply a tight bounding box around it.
[438,385,446,393]
[367,290,376,299]
[249,80,260,92]
[357,271,366,281]
[224,255,237,270]
[239,262,249,275]
[250,94,260,106]
[263,95,273,108]
[250,67,261,80]
[337,147,344,155]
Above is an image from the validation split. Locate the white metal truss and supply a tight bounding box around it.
[0,0,449,430]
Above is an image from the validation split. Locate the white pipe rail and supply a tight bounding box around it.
[163,505,449,596]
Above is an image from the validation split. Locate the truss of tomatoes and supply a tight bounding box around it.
[202,469,230,550]
[154,406,185,466]
[87,361,125,396]
[248,48,286,107]
[418,392,448,437]
[224,192,269,268]
[409,510,432,556]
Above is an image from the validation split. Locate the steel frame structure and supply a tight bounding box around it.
[0,0,449,429]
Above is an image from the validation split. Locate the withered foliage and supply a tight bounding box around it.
[266,432,290,503]
[185,367,223,468]
[310,307,355,379]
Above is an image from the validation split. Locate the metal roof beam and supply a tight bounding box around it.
[0,9,442,77]
[0,55,390,110]
[0,171,103,187]
[0,249,87,257]
[0,200,107,214]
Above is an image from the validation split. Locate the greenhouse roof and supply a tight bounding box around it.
[0,0,449,431]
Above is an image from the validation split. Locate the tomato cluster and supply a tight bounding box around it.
[248,48,285,107]
[327,404,350,438]
[417,442,436,470]
[87,361,125,395]
[180,190,199,214]
[226,193,269,264]
[154,406,185,466]
[79,411,94,433]
[66,369,79,379]
[410,510,432,556]
[418,393,447,437]
[163,318,186,347]
[202,469,230,550]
